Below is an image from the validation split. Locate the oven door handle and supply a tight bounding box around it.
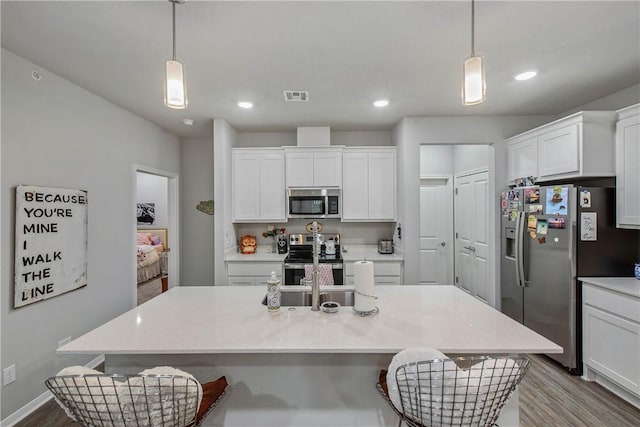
[284,263,306,269]
[285,263,343,269]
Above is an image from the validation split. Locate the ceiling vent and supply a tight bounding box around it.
[283,90,309,102]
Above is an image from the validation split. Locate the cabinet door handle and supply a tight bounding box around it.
[440,241,446,247]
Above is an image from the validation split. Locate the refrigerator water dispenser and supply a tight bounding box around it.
[505,227,516,258]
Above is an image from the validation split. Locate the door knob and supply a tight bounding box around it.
[440,242,446,247]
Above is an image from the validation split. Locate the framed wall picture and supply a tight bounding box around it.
[137,203,155,225]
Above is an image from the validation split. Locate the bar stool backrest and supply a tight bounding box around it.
[46,374,202,427]
[391,355,530,427]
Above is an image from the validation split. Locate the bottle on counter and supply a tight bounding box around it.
[266,271,281,312]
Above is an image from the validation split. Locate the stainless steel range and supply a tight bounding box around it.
[283,233,343,286]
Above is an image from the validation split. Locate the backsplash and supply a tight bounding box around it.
[234,219,396,246]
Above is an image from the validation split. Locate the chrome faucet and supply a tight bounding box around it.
[311,221,320,311]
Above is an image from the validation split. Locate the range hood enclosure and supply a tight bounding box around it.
[297,127,330,147]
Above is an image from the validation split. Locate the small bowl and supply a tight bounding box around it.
[320,301,340,313]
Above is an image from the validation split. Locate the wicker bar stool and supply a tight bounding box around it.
[377,355,530,427]
[46,371,228,427]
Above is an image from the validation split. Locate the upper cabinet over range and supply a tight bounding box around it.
[506,111,617,184]
[284,147,343,188]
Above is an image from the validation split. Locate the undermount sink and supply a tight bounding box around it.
[261,290,354,307]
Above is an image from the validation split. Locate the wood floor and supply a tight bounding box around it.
[14,355,640,426]
[136,277,162,306]
[520,355,640,426]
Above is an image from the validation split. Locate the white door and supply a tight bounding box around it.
[419,179,452,285]
[454,170,490,303]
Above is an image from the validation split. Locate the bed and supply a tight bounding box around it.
[136,228,168,284]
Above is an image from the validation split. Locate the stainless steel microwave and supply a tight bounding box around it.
[287,188,340,219]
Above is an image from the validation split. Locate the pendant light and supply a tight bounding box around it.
[164,0,187,109]
[462,0,485,105]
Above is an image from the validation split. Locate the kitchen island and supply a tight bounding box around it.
[59,285,561,426]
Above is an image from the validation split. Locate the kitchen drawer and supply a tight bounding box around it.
[227,262,282,277]
[375,277,401,286]
[583,283,640,323]
[345,262,402,277]
[375,262,402,276]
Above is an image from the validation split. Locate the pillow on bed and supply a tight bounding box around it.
[136,233,152,245]
[151,236,161,246]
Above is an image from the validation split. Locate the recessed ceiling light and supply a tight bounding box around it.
[238,101,253,109]
[373,99,389,107]
[182,118,194,126]
[514,71,537,81]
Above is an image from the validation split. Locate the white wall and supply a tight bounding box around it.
[235,130,393,148]
[396,115,556,286]
[331,130,392,146]
[136,172,168,229]
[181,138,214,286]
[213,119,237,286]
[236,132,295,148]
[453,145,490,175]
[420,145,453,176]
[0,49,181,420]
[560,83,640,116]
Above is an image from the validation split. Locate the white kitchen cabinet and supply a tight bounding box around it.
[284,147,342,188]
[345,261,403,286]
[615,104,640,229]
[538,123,580,178]
[226,261,282,286]
[232,148,286,222]
[505,111,617,184]
[342,147,397,221]
[582,280,640,407]
[507,136,538,184]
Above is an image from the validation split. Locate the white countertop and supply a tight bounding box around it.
[225,246,286,262]
[59,285,560,355]
[341,244,404,262]
[579,277,640,298]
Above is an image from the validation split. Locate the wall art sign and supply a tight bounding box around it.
[14,185,88,308]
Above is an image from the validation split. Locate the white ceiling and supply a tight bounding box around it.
[2,1,639,139]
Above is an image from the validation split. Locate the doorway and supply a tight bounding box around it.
[454,170,490,303]
[419,178,453,285]
[419,144,494,305]
[133,165,179,306]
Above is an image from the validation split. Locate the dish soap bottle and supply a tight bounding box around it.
[266,271,281,312]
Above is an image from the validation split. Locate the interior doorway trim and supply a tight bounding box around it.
[419,175,454,285]
[132,165,179,305]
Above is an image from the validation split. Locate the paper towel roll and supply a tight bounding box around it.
[354,260,375,312]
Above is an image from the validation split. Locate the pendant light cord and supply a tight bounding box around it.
[471,0,475,56]
[172,0,177,61]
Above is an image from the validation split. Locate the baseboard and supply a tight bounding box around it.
[1,354,105,427]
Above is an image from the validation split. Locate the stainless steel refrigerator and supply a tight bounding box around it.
[500,185,639,373]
